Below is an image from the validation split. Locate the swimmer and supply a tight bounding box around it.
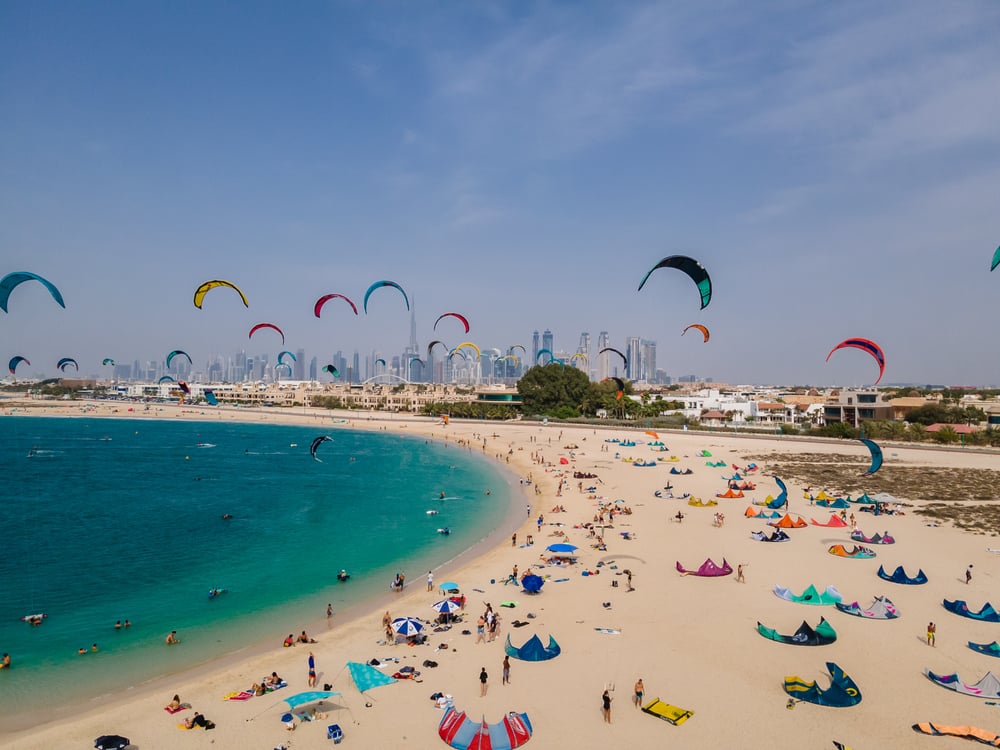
[1,653,9,669]
[91,643,99,652]
[165,630,179,645]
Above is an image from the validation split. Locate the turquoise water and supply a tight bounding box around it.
[0,416,513,721]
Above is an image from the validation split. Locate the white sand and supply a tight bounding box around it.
[3,401,1000,749]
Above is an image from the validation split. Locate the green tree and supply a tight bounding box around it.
[516,364,592,416]
[906,423,926,442]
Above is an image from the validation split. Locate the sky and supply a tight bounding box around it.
[2,1,999,386]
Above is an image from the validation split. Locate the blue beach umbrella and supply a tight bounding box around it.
[432,599,462,614]
[439,581,459,592]
[391,617,424,636]
[521,574,544,594]
[545,543,578,554]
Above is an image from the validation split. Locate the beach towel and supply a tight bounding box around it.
[913,722,1000,746]
[164,702,191,713]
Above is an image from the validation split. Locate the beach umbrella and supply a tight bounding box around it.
[521,574,544,594]
[432,599,463,614]
[282,690,340,710]
[545,543,578,554]
[439,581,460,592]
[391,616,424,636]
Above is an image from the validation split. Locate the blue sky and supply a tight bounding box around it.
[2,1,998,385]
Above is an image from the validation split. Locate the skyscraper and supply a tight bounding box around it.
[542,329,554,355]
[597,331,610,381]
[577,332,591,378]
[532,331,540,365]
[626,336,641,381]
[640,339,657,383]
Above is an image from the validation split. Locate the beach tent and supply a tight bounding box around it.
[347,661,396,693]
[751,529,790,542]
[814,491,833,502]
[851,530,895,544]
[810,514,848,528]
[676,558,732,577]
[816,498,850,509]
[912,722,1000,746]
[438,706,533,749]
[282,690,341,709]
[877,565,927,585]
[944,600,1000,622]
[784,662,862,707]
[925,670,1000,699]
[835,596,899,619]
[768,514,807,529]
[968,641,1000,659]
[757,618,837,646]
[828,544,875,559]
[641,698,694,725]
[774,584,843,605]
[520,574,544,594]
[851,493,876,505]
[504,634,560,661]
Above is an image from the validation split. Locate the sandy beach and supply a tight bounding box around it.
[3,400,1000,749]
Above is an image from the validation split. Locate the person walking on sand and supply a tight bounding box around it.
[307,651,317,687]
[502,655,511,685]
[327,603,333,619]
[633,678,644,708]
[966,564,974,584]
[927,622,936,646]
[737,563,746,583]
[427,570,434,592]
[602,689,613,723]
[479,666,489,696]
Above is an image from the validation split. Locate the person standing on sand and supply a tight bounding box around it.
[602,689,613,723]
[502,655,511,685]
[966,564,974,584]
[308,652,317,687]
[927,622,936,646]
[633,678,644,708]
[480,666,489,696]
[737,564,746,583]
[427,571,434,592]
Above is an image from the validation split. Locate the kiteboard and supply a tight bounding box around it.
[594,627,620,634]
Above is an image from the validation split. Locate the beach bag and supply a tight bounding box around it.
[423,660,438,668]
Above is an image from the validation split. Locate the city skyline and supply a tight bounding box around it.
[2,3,998,385]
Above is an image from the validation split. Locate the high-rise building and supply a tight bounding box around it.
[294,349,305,380]
[597,331,610,381]
[640,339,657,383]
[532,331,540,365]
[352,351,360,383]
[308,356,318,381]
[577,332,591,377]
[542,329,554,355]
[626,336,641,381]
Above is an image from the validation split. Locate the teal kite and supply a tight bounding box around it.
[638,256,712,309]
[363,280,409,313]
[0,272,65,313]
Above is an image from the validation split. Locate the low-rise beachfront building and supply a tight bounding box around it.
[886,396,932,421]
[823,390,894,428]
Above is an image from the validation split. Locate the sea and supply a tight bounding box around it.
[0,415,516,726]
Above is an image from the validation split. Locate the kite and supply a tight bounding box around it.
[408,356,425,368]
[992,246,1000,272]
[277,350,297,365]
[0,272,65,313]
[374,357,387,368]
[275,363,292,375]
[157,375,176,384]
[604,377,626,401]
[536,348,555,365]
[57,357,78,372]
[204,390,219,406]
[166,350,192,368]
[102,358,116,366]
[434,312,470,333]
[683,324,710,343]
[508,344,527,357]
[637,255,712,309]
[193,279,248,309]
[310,435,332,461]
[455,341,481,360]
[599,347,628,370]
[826,338,886,385]
[249,323,284,345]
[8,356,29,375]
[571,352,587,364]
[314,293,359,317]
[362,280,409,313]
[860,438,883,476]
[448,347,468,361]
[322,364,340,377]
[427,340,447,359]
[177,381,191,395]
